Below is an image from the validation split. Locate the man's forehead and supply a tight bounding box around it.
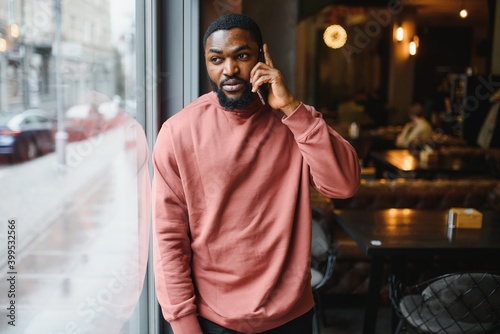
[205,28,257,49]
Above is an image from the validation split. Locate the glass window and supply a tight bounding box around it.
[0,0,150,333]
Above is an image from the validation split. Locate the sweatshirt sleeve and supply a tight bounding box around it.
[282,103,360,199]
[152,123,203,334]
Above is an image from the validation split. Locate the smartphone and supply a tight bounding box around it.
[256,48,267,105]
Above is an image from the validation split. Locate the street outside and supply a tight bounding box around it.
[0,120,151,333]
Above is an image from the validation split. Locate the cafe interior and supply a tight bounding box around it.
[198,1,500,333]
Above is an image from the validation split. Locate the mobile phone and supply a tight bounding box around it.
[256,48,267,105]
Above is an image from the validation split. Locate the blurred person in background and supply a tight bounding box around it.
[396,103,433,149]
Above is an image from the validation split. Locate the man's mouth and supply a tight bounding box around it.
[221,79,245,93]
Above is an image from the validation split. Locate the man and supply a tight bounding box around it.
[152,13,360,334]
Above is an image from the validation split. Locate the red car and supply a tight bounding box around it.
[64,104,103,141]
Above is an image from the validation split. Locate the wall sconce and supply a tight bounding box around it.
[395,25,404,42]
[409,36,419,56]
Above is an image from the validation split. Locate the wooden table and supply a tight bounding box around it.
[370,149,489,179]
[348,131,398,167]
[332,209,500,334]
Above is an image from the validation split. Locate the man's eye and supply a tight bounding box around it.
[211,57,222,64]
[237,54,249,60]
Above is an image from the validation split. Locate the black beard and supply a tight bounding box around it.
[210,78,255,110]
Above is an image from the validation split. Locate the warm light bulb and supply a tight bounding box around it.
[460,9,468,18]
[409,41,417,56]
[396,26,404,42]
[323,25,347,49]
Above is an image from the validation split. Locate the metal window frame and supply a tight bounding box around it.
[138,0,200,333]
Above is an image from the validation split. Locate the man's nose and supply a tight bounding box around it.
[223,59,239,77]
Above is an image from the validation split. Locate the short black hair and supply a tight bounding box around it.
[203,13,263,49]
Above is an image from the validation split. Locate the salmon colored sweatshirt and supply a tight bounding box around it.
[152,92,360,334]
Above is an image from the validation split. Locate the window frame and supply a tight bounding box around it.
[140,0,200,333]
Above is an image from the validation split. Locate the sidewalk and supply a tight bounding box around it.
[0,120,151,333]
[0,128,120,263]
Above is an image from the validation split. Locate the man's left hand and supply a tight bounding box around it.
[250,43,300,116]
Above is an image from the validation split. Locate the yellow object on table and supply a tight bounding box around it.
[447,208,483,229]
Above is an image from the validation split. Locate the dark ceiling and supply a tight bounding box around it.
[298,0,493,27]
[402,0,491,27]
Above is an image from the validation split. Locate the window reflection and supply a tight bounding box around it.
[0,1,149,333]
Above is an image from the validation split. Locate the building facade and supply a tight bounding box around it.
[0,0,116,115]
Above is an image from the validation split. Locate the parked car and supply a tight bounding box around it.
[0,109,56,162]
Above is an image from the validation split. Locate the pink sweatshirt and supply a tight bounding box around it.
[152,92,360,333]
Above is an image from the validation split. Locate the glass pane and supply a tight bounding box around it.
[0,0,150,333]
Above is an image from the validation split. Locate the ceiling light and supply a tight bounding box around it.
[409,36,418,56]
[459,0,468,18]
[323,24,347,49]
[409,40,417,56]
[395,26,404,42]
